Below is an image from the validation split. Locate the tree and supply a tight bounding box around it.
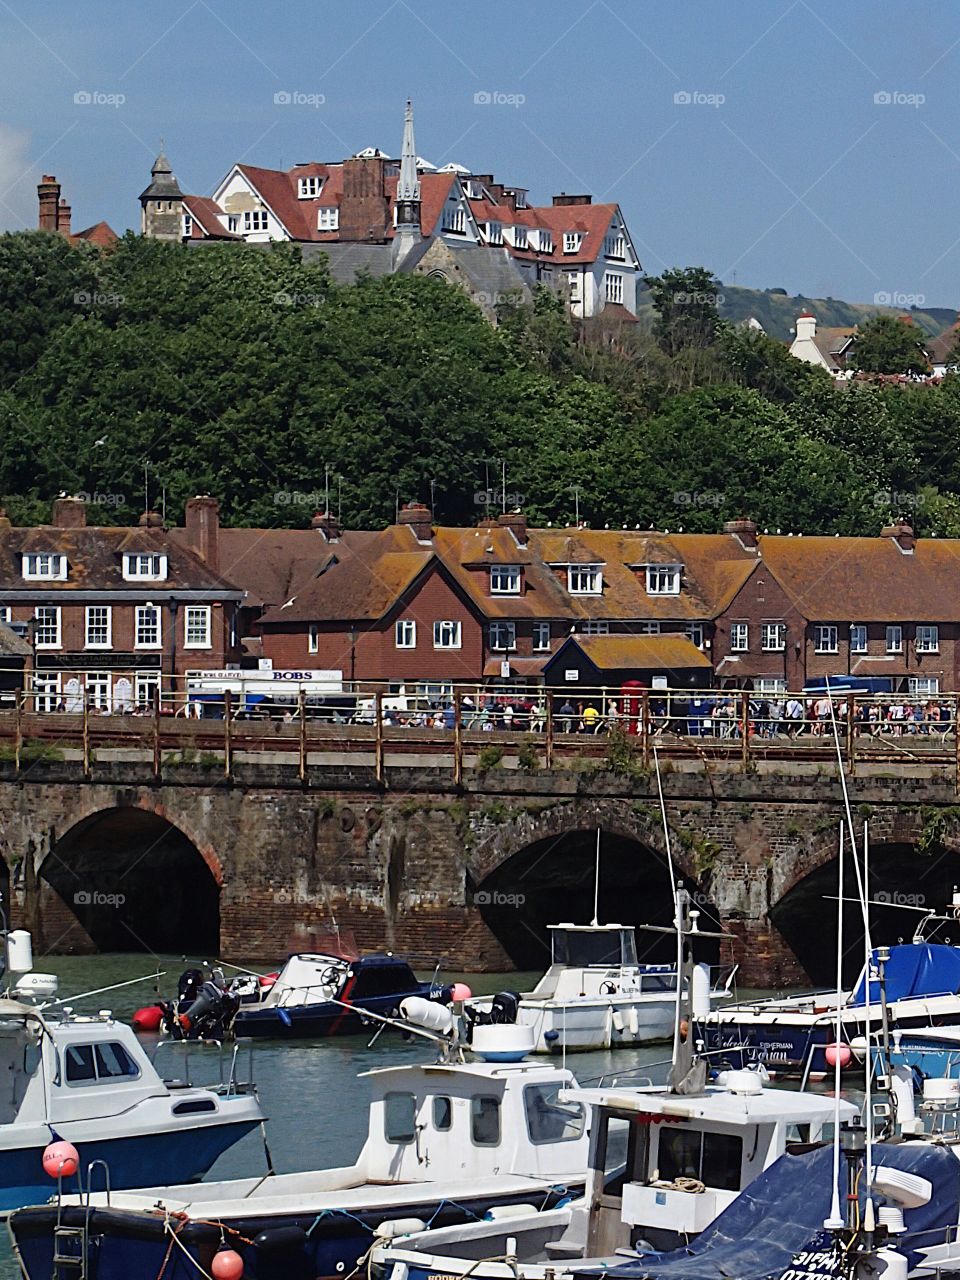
[643,267,723,357]
[850,314,931,376]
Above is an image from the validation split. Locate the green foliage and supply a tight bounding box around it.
[0,231,959,537]
[477,745,504,772]
[851,314,931,376]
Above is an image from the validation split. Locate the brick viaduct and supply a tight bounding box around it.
[3,755,960,987]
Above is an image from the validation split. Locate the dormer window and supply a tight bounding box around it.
[317,206,339,231]
[442,205,466,234]
[563,232,582,254]
[646,564,681,595]
[513,226,528,250]
[123,553,167,581]
[298,175,322,198]
[182,212,193,236]
[604,231,626,259]
[486,221,503,246]
[22,553,67,581]
[490,565,521,594]
[538,230,553,254]
[568,565,602,595]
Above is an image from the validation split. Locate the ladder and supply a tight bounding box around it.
[52,1225,86,1277]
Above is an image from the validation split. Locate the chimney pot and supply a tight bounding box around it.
[139,510,164,528]
[311,510,342,541]
[397,501,433,542]
[37,175,61,232]
[723,516,758,549]
[58,197,72,237]
[880,519,916,553]
[51,496,87,528]
[497,510,528,545]
[185,495,221,570]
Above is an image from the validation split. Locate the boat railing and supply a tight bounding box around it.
[150,1036,257,1094]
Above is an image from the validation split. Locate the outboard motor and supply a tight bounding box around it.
[463,990,520,1043]
[162,968,239,1041]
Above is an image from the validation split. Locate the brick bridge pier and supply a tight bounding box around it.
[3,755,960,987]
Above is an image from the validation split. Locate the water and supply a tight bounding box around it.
[0,954,793,1279]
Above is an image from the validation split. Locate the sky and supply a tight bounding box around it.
[2,1,960,307]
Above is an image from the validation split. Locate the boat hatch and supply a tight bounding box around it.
[550,925,638,968]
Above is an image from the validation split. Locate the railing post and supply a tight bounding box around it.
[298,689,307,783]
[846,693,856,768]
[955,695,960,796]
[82,689,91,778]
[641,690,650,769]
[741,691,750,771]
[453,693,462,786]
[14,689,23,776]
[152,683,161,782]
[374,691,384,785]
[224,690,233,780]
[545,694,554,769]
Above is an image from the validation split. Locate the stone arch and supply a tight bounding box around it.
[464,801,719,971]
[39,804,221,953]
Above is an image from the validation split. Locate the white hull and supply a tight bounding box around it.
[517,996,676,1052]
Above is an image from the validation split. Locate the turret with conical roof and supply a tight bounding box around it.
[139,144,184,240]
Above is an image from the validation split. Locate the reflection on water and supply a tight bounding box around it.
[0,954,815,1279]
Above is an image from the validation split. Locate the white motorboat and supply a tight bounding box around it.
[465,923,732,1052]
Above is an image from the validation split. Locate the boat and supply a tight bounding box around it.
[465,923,731,1053]
[9,1021,589,1280]
[0,931,264,1213]
[699,896,960,1079]
[231,952,457,1038]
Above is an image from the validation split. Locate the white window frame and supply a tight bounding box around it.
[604,272,624,304]
[730,622,749,652]
[604,232,626,259]
[433,620,462,650]
[298,175,321,199]
[916,625,940,653]
[532,622,551,651]
[490,565,521,595]
[184,605,212,649]
[582,620,610,635]
[317,206,339,231]
[686,623,705,649]
[32,671,61,713]
[637,621,661,635]
[814,624,839,654]
[0,606,10,624]
[645,564,681,596]
[135,672,160,710]
[513,226,528,250]
[909,676,940,697]
[538,230,553,254]
[566,271,580,301]
[756,678,787,696]
[182,212,193,236]
[486,221,503,246]
[489,622,516,651]
[134,605,161,650]
[886,625,903,653]
[567,565,603,596]
[22,553,67,581]
[33,605,61,649]
[84,605,112,650]
[122,553,167,582]
[395,620,416,649]
[563,232,581,254]
[850,624,868,654]
[85,671,111,712]
[761,622,786,652]
[243,209,269,233]
[442,204,466,234]
[308,623,319,655]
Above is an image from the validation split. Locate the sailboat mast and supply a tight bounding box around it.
[591,827,600,926]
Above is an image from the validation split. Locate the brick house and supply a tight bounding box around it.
[0,497,243,709]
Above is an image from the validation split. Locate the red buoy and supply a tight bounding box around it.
[211,1247,244,1279]
[42,1141,79,1179]
[132,1005,164,1033]
[451,983,472,1003]
[824,1042,852,1069]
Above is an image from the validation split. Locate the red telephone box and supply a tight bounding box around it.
[620,680,646,735]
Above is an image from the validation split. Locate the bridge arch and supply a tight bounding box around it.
[466,807,720,972]
[40,805,221,953]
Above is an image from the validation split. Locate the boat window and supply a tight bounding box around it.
[471,1095,501,1146]
[384,1091,417,1143]
[65,1044,96,1083]
[599,1115,637,1196]
[524,1083,587,1144]
[95,1043,140,1079]
[433,1096,452,1131]
[173,1099,217,1115]
[23,1043,40,1075]
[639,974,677,993]
[659,1127,742,1192]
[352,965,417,997]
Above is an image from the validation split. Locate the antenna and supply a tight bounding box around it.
[324,463,331,516]
[501,460,507,515]
[591,827,601,926]
[337,475,342,524]
[161,487,166,527]
[430,477,436,513]
[569,484,582,527]
[143,464,149,515]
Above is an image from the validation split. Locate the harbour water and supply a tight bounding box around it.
[0,953,794,1279]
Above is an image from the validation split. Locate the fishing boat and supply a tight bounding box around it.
[0,930,264,1213]
[9,1017,589,1280]
[465,922,731,1053]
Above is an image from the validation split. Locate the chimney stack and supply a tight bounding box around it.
[139,510,164,528]
[723,516,758,550]
[37,175,61,231]
[57,198,72,236]
[311,510,342,542]
[880,518,916,554]
[185,495,221,570]
[497,510,528,545]
[397,501,433,542]
[51,496,87,528]
[552,193,593,206]
[795,311,817,343]
[339,156,390,242]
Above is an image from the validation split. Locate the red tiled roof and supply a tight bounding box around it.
[183,196,238,239]
[69,221,118,247]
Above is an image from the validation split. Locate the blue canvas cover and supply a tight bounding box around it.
[577,1141,960,1280]
[851,943,960,1006]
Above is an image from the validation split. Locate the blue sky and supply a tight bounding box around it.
[2,1,959,306]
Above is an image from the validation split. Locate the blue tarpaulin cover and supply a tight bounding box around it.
[851,943,960,1006]
[572,1141,960,1280]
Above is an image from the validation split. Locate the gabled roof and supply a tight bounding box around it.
[182,196,238,239]
[551,633,712,672]
[69,222,118,247]
[812,326,857,369]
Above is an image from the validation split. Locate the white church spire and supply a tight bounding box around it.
[397,99,421,213]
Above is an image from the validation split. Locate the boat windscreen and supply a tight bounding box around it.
[551,928,638,967]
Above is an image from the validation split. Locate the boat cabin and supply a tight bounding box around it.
[526,925,675,1003]
[260,953,422,1008]
[565,1074,857,1254]
[358,1061,589,1184]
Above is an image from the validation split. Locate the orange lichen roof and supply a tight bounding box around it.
[570,633,712,670]
[756,535,960,621]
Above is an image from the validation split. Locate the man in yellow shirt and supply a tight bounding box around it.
[582,704,600,734]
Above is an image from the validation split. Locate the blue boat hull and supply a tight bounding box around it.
[0,1120,261,1215]
[235,992,440,1038]
[10,1185,581,1280]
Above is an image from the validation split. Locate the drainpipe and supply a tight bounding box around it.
[168,597,179,708]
